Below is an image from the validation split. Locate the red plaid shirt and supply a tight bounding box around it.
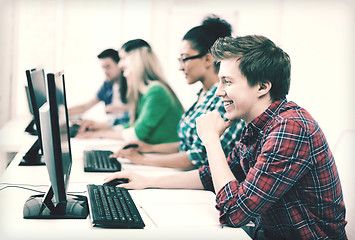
[199,98,347,239]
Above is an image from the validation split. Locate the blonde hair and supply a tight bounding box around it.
[124,46,183,125]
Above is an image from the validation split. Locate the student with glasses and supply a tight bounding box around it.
[110,15,245,169]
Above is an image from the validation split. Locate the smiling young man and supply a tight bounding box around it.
[195,35,347,239]
[104,35,347,239]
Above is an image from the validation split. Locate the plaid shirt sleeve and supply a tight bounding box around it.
[199,143,246,193]
[215,118,314,227]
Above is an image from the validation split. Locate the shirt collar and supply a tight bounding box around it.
[240,97,287,144]
[238,97,287,145]
[197,83,218,97]
[249,97,288,133]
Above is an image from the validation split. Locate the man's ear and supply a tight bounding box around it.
[257,81,272,97]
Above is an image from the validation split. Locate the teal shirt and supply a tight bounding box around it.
[133,83,184,144]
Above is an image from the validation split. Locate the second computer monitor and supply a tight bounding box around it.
[21,68,47,165]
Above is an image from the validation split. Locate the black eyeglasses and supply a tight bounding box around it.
[178,53,206,64]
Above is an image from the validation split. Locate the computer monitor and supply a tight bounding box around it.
[24,68,47,135]
[23,71,88,219]
[21,68,47,166]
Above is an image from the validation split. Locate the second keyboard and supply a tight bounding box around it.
[84,150,121,172]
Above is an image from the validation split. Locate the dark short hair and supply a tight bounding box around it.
[97,48,120,63]
[211,35,291,101]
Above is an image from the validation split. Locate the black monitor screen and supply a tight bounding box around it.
[21,68,47,165]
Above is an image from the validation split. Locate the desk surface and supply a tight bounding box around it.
[0,115,34,153]
[0,135,251,240]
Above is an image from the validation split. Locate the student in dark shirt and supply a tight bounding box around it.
[69,48,129,126]
[105,35,347,239]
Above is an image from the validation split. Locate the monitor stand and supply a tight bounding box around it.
[23,187,88,219]
[24,119,37,136]
[19,139,45,166]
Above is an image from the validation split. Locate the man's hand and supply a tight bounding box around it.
[104,171,151,190]
[196,111,236,144]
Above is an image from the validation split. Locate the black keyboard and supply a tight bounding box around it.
[87,184,145,228]
[84,150,121,172]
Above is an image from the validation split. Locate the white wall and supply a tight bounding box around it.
[282,0,355,149]
[1,0,354,150]
[0,0,16,126]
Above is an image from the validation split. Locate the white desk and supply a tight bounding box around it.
[0,136,251,240]
[0,115,34,153]
[0,115,35,173]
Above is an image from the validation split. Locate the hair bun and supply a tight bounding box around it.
[202,15,232,38]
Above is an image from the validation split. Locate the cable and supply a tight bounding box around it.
[0,185,45,193]
[0,182,87,194]
[0,182,48,187]
[67,191,87,195]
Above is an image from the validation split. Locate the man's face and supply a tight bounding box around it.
[216,58,260,123]
[100,57,120,81]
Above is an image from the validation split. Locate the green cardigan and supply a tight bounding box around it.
[132,83,184,144]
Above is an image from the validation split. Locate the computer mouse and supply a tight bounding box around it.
[122,144,139,149]
[104,178,129,187]
[69,124,81,138]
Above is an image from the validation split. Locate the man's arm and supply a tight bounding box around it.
[104,169,204,190]
[68,97,99,115]
[196,111,237,192]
